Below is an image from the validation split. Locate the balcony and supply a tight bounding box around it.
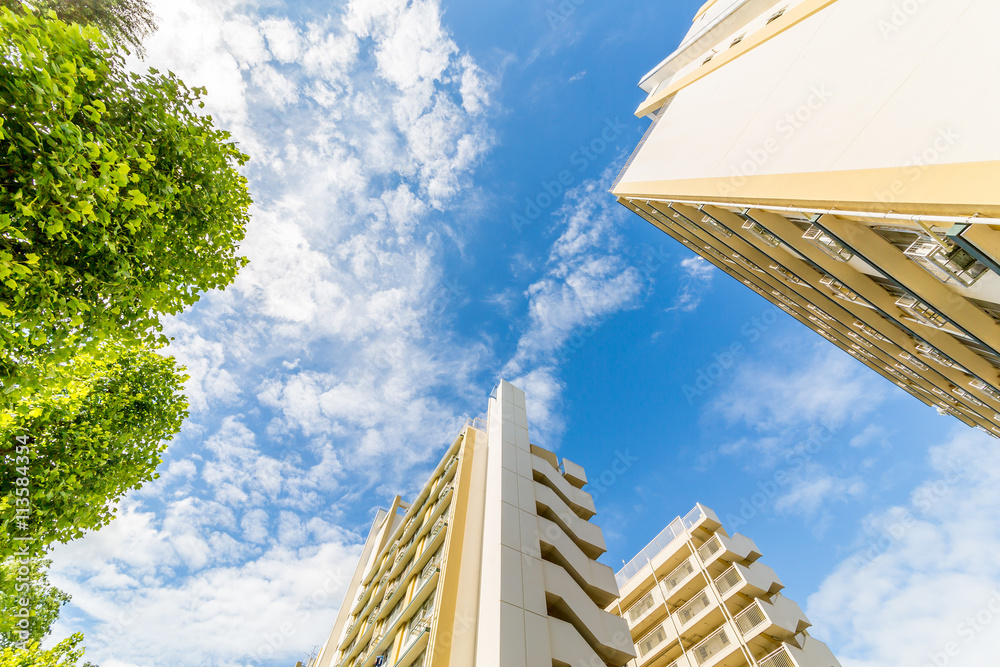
[675,590,715,630]
[754,635,844,667]
[896,295,948,329]
[733,596,811,652]
[661,556,702,607]
[617,505,720,591]
[739,215,781,247]
[699,207,734,238]
[714,562,783,603]
[696,533,761,573]
[635,620,681,665]
[904,237,988,287]
[818,276,862,304]
[803,225,853,262]
[626,586,667,637]
[691,624,743,667]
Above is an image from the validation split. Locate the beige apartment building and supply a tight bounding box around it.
[613,0,1000,436]
[310,380,635,667]
[611,505,840,667]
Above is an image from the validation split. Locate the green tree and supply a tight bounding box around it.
[0,633,89,666]
[0,557,70,648]
[0,0,155,55]
[0,8,251,392]
[0,340,188,556]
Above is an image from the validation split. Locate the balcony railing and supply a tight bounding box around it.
[734,601,767,634]
[738,211,781,247]
[759,646,796,667]
[698,536,722,563]
[663,557,696,593]
[714,565,743,596]
[637,623,669,658]
[692,625,733,666]
[617,505,707,587]
[676,590,711,626]
[904,237,988,287]
[628,591,657,623]
[896,295,948,328]
[803,224,854,261]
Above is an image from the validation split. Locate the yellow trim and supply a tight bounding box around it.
[429,429,479,667]
[693,0,720,22]
[637,0,840,117]
[613,161,1000,218]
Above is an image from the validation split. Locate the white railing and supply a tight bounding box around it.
[637,624,668,658]
[676,591,711,626]
[715,565,743,596]
[759,646,796,667]
[698,536,722,563]
[735,601,767,634]
[628,591,656,624]
[617,505,706,587]
[692,626,732,666]
[663,557,696,593]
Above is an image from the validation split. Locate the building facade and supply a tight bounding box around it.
[311,380,635,667]
[611,505,841,667]
[613,0,1000,436]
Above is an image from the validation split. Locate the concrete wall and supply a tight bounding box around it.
[623,0,1000,187]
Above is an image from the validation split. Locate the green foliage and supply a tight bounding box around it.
[0,557,70,648]
[3,0,157,55]
[0,8,251,392]
[0,633,87,666]
[0,340,188,556]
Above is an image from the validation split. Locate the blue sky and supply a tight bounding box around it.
[47,1,1000,666]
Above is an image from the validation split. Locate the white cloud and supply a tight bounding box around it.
[712,342,889,431]
[666,255,715,313]
[773,466,866,518]
[807,429,1000,667]
[505,175,643,373]
[499,174,645,445]
[260,18,302,63]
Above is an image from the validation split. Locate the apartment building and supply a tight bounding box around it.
[613,0,1000,436]
[311,380,635,667]
[611,505,840,667]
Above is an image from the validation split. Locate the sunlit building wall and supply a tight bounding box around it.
[611,504,841,667]
[312,380,635,667]
[613,0,1000,436]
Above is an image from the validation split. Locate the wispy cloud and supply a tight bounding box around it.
[51,0,498,664]
[665,255,715,312]
[807,429,1000,667]
[502,171,646,445]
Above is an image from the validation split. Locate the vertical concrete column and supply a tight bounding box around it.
[475,381,552,667]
